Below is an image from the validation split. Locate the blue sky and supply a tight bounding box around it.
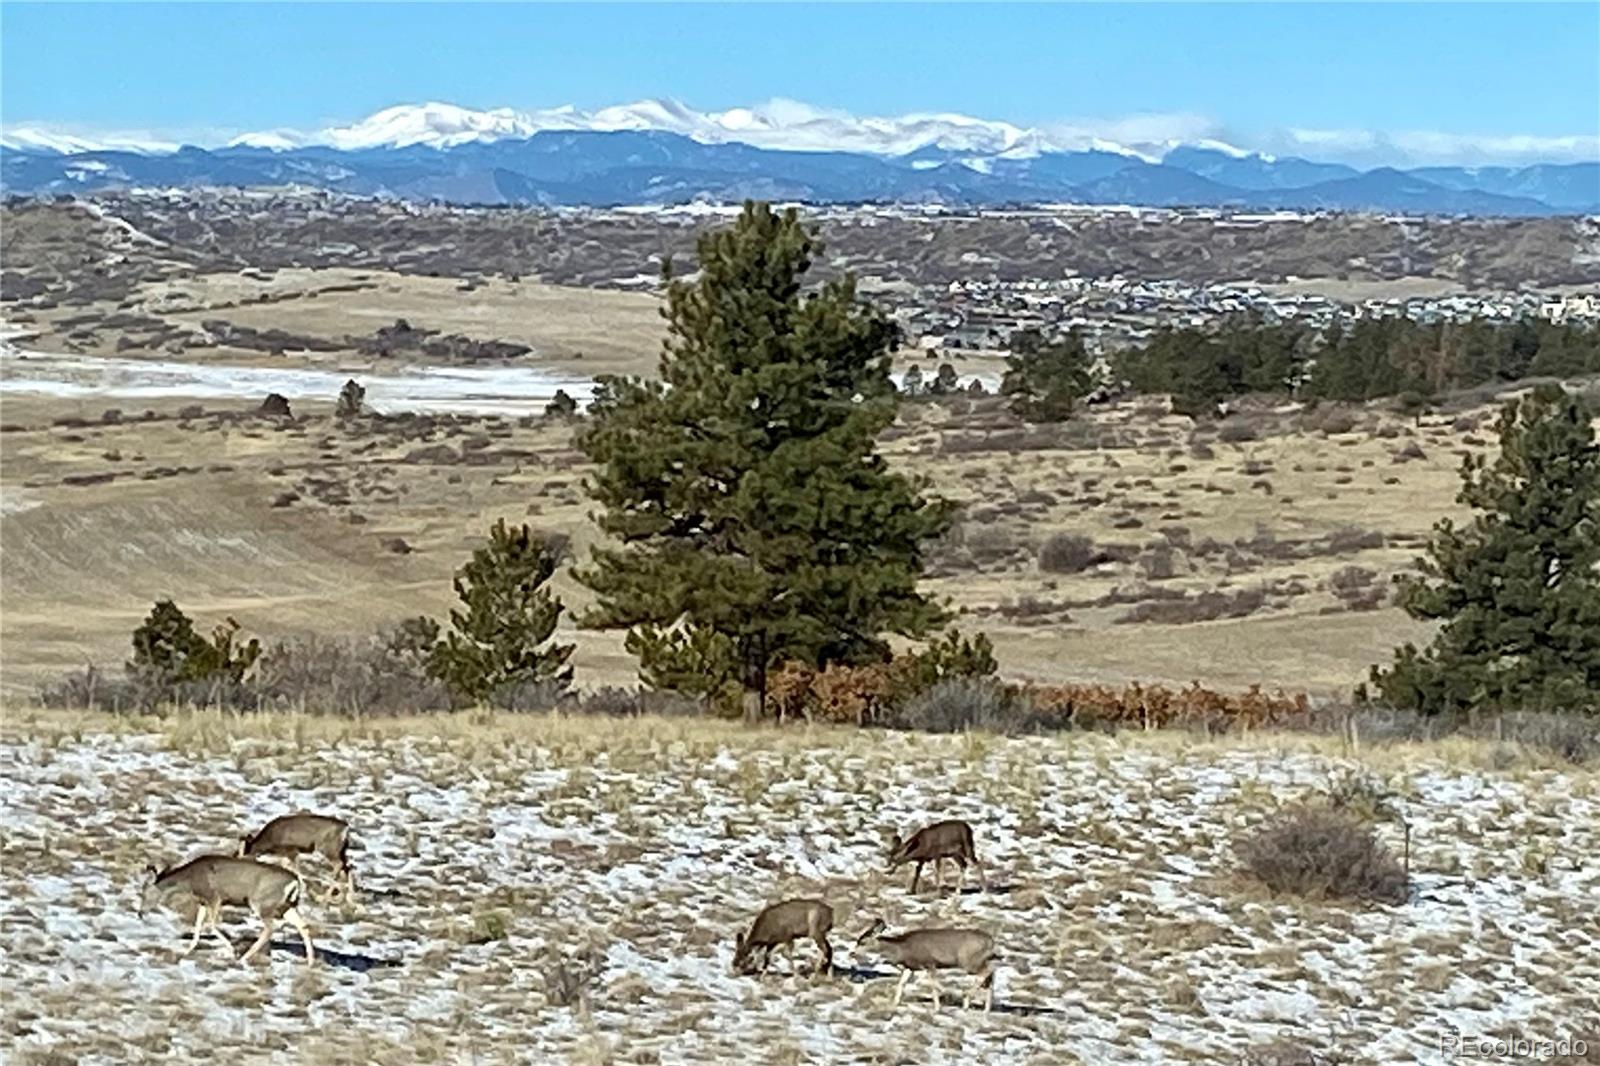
[3,3,1596,163]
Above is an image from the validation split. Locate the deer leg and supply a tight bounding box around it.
[206,903,235,956]
[892,969,911,1008]
[283,906,315,968]
[933,858,945,894]
[815,935,832,977]
[975,854,989,892]
[910,861,923,894]
[784,942,797,976]
[240,916,275,964]
[981,964,996,1012]
[930,974,942,1011]
[956,860,967,895]
[183,906,206,955]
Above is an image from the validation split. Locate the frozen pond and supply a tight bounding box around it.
[0,341,595,417]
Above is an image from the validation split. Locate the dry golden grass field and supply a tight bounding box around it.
[3,354,1517,700]
[2,709,1596,1064]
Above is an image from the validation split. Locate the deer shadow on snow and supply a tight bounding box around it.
[273,939,404,972]
[176,934,404,972]
[761,961,1061,1017]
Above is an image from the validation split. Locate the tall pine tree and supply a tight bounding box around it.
[1370,385,1600,713]
[577,203,953,716]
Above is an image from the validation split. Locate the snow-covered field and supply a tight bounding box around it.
[0,338,594,417]
[3,714,1596,1064]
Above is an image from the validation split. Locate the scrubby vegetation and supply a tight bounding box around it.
[1238,803,1409,905]
[125,599,261,705]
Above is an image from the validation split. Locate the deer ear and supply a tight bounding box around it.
[734,931,746,950]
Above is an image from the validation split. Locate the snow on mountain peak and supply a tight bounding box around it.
[322,102,544,149]
[235,98,1171,158]
[0,98,1223,161]
[227,130,305,151]
[0,127,179,154]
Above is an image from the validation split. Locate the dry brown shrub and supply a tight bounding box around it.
[1238,804,1408,904]
[1115,586,1268,624]
[1038,532,1103,574]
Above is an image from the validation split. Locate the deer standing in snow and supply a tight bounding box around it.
[732,899,835,977]
[239,812,356,901]
[886,819,988,894]
[139,855,315,967]
[855,918,995,1010]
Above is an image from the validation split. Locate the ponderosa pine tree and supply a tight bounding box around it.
[1369,385,1600,713]
[930,362,961,395]
[1000,329,1095,422]
[428,519,574,703]
[577,202,953,717]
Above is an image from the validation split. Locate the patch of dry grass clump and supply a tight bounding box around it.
[1238,804,1408,905]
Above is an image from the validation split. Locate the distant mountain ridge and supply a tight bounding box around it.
[3,105,1596,216]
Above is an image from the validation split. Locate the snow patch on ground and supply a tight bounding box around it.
[2,726,1595,1063]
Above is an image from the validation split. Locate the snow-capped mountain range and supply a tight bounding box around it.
[8,99,1189,159]
[4,100,1597,216]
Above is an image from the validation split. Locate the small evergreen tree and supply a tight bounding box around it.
[900,363,926,398]
[428,520,574,703]
[1001,329,1095,422]
[930,362,961,395]
[128,599,261,690]
[1369,385,1600,713]
[577,202,953,717]
[545,389,579,418]
[625,623,744,713]
[336,379,365,419]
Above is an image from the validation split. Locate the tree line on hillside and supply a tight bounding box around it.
[1107,314,1600,418]
[62,204,1600,720]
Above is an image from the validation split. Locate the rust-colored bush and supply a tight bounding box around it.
[772,662,1307,733]
[1021,681,1306,732]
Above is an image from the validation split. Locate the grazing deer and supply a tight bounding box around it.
[139,855,315,967]
[855,918,995,1011]
[239,813,355,900]
[732,899,834,977]
[886,819,988,894]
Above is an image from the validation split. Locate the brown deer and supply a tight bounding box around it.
[732,899,834,977]
[139,855,315,967]
[886,819,987,894]
[239,813,355,900]
[854,918,995,1010]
